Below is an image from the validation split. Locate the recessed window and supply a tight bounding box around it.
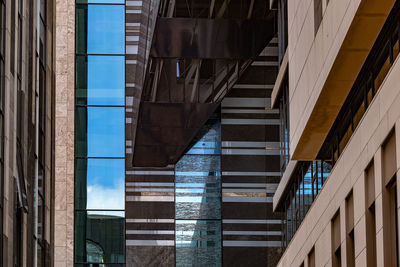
[332,211,341,267]
[365,161,377,267]
[346,192,355,267]
[314,0,323,35]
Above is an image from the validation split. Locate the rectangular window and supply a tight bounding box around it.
[175,112,221,266]
[76,4,125,54]
[374,46,391,92]
[76,55,125,106]
[382,131,398,266]
[382,131,396,186]
[314,0,323,35]
[346,192,355,267]
[365,161,377,267]
[308,247,316,267]
[74,210,125,264]
[385,179,399,267]
[332,211,341,267]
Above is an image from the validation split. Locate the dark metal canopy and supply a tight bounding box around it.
[131,0,277,167]
[151,18,275,59]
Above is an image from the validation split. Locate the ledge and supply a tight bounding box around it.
[291,0,396,160]
[271,50,288,109]
[272,160,298,211]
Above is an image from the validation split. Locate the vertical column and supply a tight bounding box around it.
[55,0,75,265]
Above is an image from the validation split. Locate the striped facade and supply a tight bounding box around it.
[123,1,176,265]
[221,38,283,267]
[123,1,282,266]
[125,169,175,266]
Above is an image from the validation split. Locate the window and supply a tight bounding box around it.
[345,192,355,267]
[75,2,126,265]
[314,0,323,34]
[76,4,124,54]
[76,55,125,106]
[320,2,400,167]
[385,179,399,267]
[382,132,398,266]
[332,211,341,267]
[365,162,377,267]
[283,161,331,246]
[308,247,316,267]
[279,76,290,173]
[175,112,222,266]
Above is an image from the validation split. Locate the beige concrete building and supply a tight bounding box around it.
[273,0,400,266]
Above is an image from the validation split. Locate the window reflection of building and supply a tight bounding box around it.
[74,1,125,265]
[175,110,222,267]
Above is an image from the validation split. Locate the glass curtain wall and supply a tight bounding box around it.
[75,1,125,266]
[175,110,222,267]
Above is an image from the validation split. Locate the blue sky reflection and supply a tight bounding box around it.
[86,159,125,210]
[87,5,124,54]
[87,107,125,157]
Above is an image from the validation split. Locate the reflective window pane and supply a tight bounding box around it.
[176,220,221,267]
[75,211,125,263]
[76,56,125,106]
[77,0,125,3]
[75,159,125,210]
[75,107,125,157]
[76,5,124,54]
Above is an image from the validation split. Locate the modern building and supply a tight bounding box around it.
[3,0,399,266]
[70,0,284,266]
[272,0,400,266]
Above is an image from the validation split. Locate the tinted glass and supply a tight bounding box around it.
[75,107,124,157]
[176,220,221,267]
[88,107,124,157]
[76,5,124,54]
[77,0,124,3]
[76,56,125,106]
[75,158,125,210]
[75,211,125,263]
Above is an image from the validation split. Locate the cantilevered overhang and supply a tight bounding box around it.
[151,18,275,59]
[131,0,277,167]
[292,0,396,160]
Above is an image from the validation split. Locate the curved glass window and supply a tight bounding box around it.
[75,159,125,210]
[76,55,125,106]
[76,4,124,54]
